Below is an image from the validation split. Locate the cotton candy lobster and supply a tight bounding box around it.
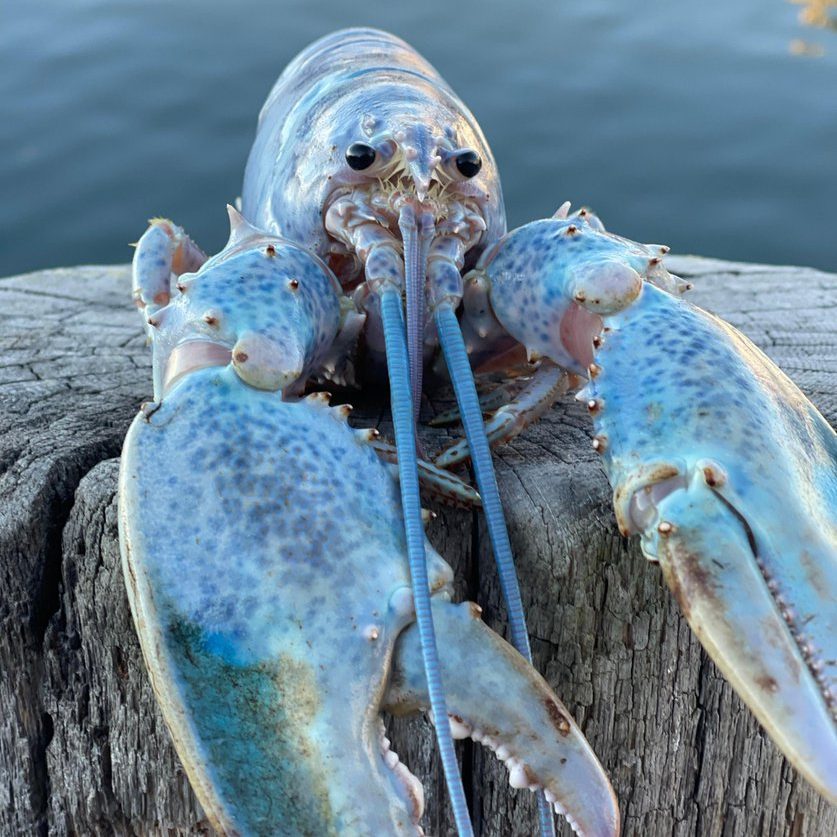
[122,25,836,837]
[240,27,552,834]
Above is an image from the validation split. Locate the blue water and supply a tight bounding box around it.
[1,0,835,276]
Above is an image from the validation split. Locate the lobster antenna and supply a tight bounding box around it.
[435,301,557,837]
[378,287,474,837]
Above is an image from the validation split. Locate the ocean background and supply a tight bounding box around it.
[1,0,835,275]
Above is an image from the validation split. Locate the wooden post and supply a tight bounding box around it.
[0,259,834,835]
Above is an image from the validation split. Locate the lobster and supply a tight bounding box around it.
[122,25,836,837]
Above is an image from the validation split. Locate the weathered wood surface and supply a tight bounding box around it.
[0,257,834,836]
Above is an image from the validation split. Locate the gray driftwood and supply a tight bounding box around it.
[0,257,835,836]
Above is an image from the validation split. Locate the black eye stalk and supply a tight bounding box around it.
[346,142,377,171]
[455,150,482,178]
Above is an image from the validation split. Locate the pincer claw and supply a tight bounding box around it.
[633,469,837,803]
[587,280,837,804]
[459,212,837,804]
[385,600,621,837]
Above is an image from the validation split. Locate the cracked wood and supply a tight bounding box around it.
[0,259,835,835]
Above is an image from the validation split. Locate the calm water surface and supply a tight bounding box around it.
[1,0,835,275]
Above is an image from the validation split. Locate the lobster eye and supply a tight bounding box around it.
[455,150,482,178]
[346,142,377,171]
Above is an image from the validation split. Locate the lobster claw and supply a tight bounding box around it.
[468,213,837,803]
[591,283,837,805]
[626,466,837,803]
[386,599,621,836]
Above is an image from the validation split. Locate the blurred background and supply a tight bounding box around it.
[0,0,834,276]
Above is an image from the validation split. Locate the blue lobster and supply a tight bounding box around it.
[121,27,836,836]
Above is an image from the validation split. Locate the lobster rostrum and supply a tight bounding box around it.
[120,220,620,836]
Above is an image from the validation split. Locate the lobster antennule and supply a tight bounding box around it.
[398,203,435,422]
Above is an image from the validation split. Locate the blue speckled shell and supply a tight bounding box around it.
[120,369,452,834]
[241,27,505,261]
[592,283,837,704]
[594,284,837,532]
[122,232,457,832]
[481,218,654,372]
[150,240,341,399]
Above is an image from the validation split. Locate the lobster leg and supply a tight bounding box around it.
[428,384,511,427]
[369,438,482,508]
[131,218,208,401]
[435,361,571,468]
[385,599,621,837]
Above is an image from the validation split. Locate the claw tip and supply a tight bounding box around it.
[468,602,483,619]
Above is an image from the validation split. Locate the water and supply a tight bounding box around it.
[1,0,835,277]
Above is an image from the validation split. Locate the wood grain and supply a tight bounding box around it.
[0,258,834,835]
